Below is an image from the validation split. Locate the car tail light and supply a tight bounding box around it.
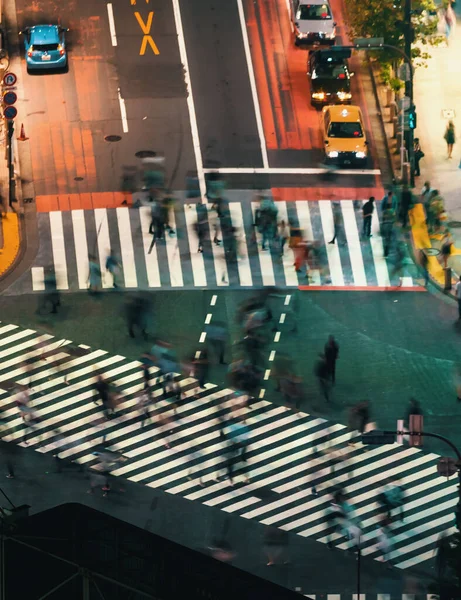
[58,44,65,56]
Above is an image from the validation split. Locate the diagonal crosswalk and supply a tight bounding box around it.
[0,321,455,572]
[26,200,420,293]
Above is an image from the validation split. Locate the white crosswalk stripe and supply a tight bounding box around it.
[28,200,420,292]
[0,322,454,574]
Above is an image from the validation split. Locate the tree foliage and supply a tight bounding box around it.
[343,0,444,66]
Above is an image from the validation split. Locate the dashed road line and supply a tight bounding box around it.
[106,3,117,46]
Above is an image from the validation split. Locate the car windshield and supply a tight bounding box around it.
[313,64,347,79]
[297,4,332,19]
[328,121,363,138]
[32,43,59,52]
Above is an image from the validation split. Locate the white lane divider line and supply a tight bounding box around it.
[210,295,217,306]
[117,87,129,133]
[171,0,206,201]
[107,4,117,46]
[197,295,218,360]
[205,313,212,324]
[236,0,269,169]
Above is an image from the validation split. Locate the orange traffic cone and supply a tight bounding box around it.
[17,123,28,141]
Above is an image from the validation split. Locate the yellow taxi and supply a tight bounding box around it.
[321,105,368,166]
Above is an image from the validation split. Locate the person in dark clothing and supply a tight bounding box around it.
[413,138,424,176]
[381,207,395,258]
[126,296,149,340]
[362,197,374,238]
[400,186,412,228]
[324,335,339,384]
[94,375,113,420]
[193,349,209,388]
[206,321,227,364]
[354,400,370,434]
[314,354,331,402]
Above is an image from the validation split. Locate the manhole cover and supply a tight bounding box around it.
[424,247,440,256]
[74,176,84,181]
[447,221,461,228]
[104,135,122,143]
[135,150,157,159]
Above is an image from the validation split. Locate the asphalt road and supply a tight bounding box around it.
[0,286,446,594]
[181,0,263,168]
[1,286,460,456]
[13,0,196,196]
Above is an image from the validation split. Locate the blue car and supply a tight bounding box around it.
[20,24,68,72]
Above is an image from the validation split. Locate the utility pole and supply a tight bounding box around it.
[404,0,415,187]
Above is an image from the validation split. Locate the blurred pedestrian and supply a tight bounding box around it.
[93,375,112,420]
[206,320,227,365]
[278,219,290,256]
[420,180,433,203]
[381,190,397,213]
[314,353,331,402]
[381,206,395,258]
[105,249,121,288]
[444,120,456,159]
[379,477,404,522]
[192,349,209,389]
[225,418,250,486]
[419,249,429,287]
[348,400,370,444]
[324,335,339,384]
[391,242,406,286]
[329,207,345,245]
[455,276,461,321]
[264,527,290,566]
[413,138,424,176]
[41,266,61,314]
[399,186,412,228]
[362,197,374,238]
[405,397,423,429]
[441,231,453,269]
[126,296,149,339]
[195,206,209,253]
[88,256,101,294]
[376,516,394,565]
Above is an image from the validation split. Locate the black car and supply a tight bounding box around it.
[307,48,354,107]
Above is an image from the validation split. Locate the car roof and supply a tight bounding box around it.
[325,105,362,122]
[30,25,60,45]
[300,0,331,6]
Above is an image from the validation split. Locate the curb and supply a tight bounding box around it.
[368,60,458,300]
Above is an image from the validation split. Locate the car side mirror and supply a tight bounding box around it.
[364,141,368,145]
[295,22,299,27]
[307,72,311,77]
[325,140,329,145]
[333,22,337,26]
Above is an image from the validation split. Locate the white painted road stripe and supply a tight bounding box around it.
[341,200,367,286]
[117,208,137,288]
[49,211,69,290]
[139,207,161,287]
[106,3,117,46]
[229,202,253,286]
[71,210,89,289]
[319,201,344,286]
[184,205,207,286]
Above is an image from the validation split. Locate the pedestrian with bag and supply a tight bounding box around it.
[413,138,424,176]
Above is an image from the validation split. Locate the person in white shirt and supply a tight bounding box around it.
[455,276,461,319]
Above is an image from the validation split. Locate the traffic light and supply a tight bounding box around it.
[408,106,417,130]
[409,414,423,447]
[361,430,396,445]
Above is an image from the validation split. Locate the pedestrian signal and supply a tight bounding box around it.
[408,106,417,130]
[409,414,423,447]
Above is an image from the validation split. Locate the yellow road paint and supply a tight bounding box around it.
[134,12,160,55]
[0,213,20,276]
[131,0,150,4]
[410,204,445,286]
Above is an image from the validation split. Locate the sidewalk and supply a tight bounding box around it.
[411,2,461,286]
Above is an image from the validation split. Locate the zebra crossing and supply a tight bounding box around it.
[25,200,420,293]
[0,321,455,573]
